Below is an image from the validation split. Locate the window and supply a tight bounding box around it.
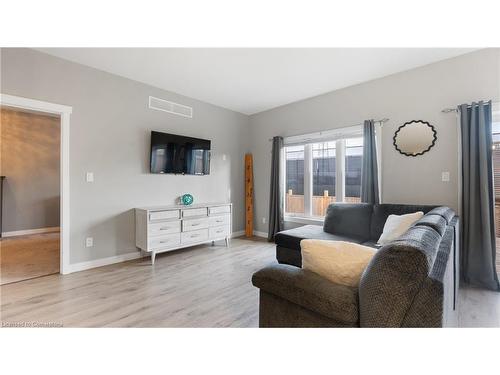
[312,142,336,216]
[345,138,363,203]
[285,145,305,215]
[284,127,365,220]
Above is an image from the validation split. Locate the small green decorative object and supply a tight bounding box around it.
[181,193,194,205]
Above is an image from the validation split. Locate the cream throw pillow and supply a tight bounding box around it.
[301,240,376,287]
[377,211,424,245]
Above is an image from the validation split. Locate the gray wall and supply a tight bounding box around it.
[2,48,499,262]
[1,108,60,232]
[1,48,250,264]
[249,49,500,234]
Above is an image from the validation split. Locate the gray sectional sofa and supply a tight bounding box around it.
[252,203,459,327]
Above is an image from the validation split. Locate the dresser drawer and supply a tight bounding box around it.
[149,233,181,250]
[208,214,230,227]
[149,210,180,221]
[209,205,231,215]
[209,225,231,238]
[181,228,209,244]
[182,217,209,232]
[182,207,208,218]
[149,220,181,236]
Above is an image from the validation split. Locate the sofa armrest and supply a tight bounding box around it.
[252,264,359,324]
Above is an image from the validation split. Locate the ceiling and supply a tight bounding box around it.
[37,48,475,115]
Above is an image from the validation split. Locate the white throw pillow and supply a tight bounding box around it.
[377,211,424,245]
[301,240,376,287]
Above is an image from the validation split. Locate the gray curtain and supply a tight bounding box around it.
[268,136,284,241]
[361,119,380,204]
[459,101,500,291]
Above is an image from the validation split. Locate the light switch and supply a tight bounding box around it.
[441,171,450,182]
[86,172,94,183]
[86,237,94,247]
[222,154,227,161]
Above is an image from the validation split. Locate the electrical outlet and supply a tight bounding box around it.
[441,171,450,182]
[262,217,266,224]
[86,237,94,247]
[86,172,94,183]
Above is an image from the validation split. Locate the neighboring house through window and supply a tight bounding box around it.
[284,125,364,220]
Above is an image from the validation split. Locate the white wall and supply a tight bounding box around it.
[249,49,500,233]
[1,48,250,264]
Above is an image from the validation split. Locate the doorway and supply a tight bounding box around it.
[0,107,61,284]
[0,93,71,280]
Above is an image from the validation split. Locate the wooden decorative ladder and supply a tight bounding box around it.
[245,154,253,237]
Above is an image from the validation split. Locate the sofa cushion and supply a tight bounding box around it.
[427,206,455,224]
[275,225,364,252]
[358,225,441,327]
[301,240,376,287]
[323,203,373,240]
[369,204,436,240]
[252,264,359,324]
[395,225,442,266]
[359,247,427,328]
[258,291,357,327]
[414,214,447,236]
[276,246,303,267]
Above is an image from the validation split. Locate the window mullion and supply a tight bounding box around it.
[304,144,313,217]
[336,139,345,202]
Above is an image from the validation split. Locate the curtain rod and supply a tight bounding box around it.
[268,118,389,142]
[442,101,498,113]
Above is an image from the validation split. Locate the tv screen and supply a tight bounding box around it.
[150,131,211,175]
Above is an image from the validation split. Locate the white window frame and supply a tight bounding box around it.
[283,125,364,224]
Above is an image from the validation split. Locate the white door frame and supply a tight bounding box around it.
[1,93,72,274]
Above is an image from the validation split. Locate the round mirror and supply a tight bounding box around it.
[393,120,437,157]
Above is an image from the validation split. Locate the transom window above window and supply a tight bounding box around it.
[284,127,364,220]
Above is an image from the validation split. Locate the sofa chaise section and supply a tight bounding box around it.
[253,203,459,327]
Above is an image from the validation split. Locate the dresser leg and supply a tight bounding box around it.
[211,241,215,246]
[151,251,156,265]
[225,237,229,247]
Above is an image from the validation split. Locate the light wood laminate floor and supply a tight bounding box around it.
[1,237,499,327]
[458,286,500,327]
[1,232,60,285]
[1,237,274,327]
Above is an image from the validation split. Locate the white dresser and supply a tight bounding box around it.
[135,203,232,264]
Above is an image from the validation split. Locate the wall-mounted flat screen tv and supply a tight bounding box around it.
[150,131,211,175]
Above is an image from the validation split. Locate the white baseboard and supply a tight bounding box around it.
[253,230,268,238]
[67,230,247,274]
[230,230,268,239]
[230,230,245,238]
[2,226,60,237]
[67,230,258,273]
[67,251,143,273]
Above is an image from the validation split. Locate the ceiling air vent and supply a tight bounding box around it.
[149,96,193,118]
